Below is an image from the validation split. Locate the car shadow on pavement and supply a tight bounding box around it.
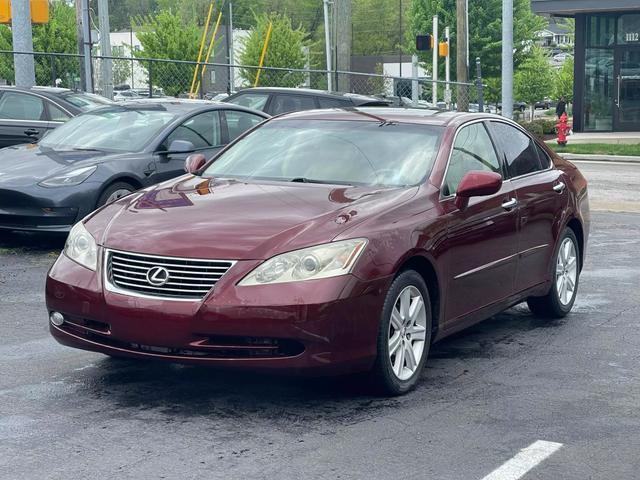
[69,304,568,424]
[0,231,65,253]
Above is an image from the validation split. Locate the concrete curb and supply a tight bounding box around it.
[557,152,640,163]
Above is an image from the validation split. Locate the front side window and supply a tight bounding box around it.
[270,95,316,115]
[227,92,269,111]
[443,123,501,196]
[225,110,264,142]
[203,119,443,187]
[490,122,543,177]
[0,92,45,120]
[163,111,222,150]
[40,107,177,152]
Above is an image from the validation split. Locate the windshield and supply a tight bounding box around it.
[203,119,443,187]
[62,92,113,111]
[39,107,177,153]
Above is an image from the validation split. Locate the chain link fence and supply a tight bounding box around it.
[0,50,485,112]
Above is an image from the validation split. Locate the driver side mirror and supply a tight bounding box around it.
[185,153,207,174]
[167,139,195,154]
[454,171,502,210]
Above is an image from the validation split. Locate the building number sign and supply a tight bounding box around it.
[625,32,640,42]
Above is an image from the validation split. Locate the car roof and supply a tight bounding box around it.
[95,98,270,117]
[270,107,500,127]
[0,85,77,95]
[228,87,385,103]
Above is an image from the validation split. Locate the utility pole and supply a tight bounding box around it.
[445,26,451,109]
[398,0,402,78]
[76,0,93,92]
[432,15,438,105]
[335,0,351,92]
[323,0,332,91]
[228,1,234,93]
[501,0,514,119]
[12,0,35,87]
[98,0,113,99]
[456,0,469,111]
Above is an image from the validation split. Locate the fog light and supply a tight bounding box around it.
[50,311,65,326]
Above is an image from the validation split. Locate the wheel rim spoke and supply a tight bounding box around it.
[389,332,402,356]
[408,325,427,341]
[405,343,417,370]
[408,296,424,324]
[390,308,403,331]
[400,289,411,322]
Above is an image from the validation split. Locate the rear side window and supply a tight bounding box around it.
[225,110,264,142]
[318,97,350,108]
[535,142,552,169]
[227,92,269,111]
[490,122,543,177]
[443,122,501,196]
[270,94,316,115]
[0,92,45,120]
[48,103,71,122]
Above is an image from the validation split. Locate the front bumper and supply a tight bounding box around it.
[0,182,102,232]
[46,252,391,375]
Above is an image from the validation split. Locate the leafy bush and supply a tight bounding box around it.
[519,119,557,138]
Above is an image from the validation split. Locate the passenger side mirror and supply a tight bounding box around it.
[454,171,502,210]
[185,153,207,174]
[167,139,195,154]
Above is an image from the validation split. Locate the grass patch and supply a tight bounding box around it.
[548,143,640,156]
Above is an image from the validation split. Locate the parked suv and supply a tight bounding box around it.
[224,87,390,115]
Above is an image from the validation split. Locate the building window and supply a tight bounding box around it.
[618,14,640,44]
[584,48,614,131]
[587,15,616,48]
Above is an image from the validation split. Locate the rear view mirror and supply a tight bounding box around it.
[168,139,195,154]
[185,153,207,174]
[454,171,502,209]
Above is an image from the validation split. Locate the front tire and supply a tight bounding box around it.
[371,270,432,396]
[96,182,135,208]
[527,228,580,318]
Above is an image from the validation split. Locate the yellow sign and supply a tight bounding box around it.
[0,0,50,24]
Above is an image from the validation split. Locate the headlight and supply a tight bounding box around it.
[239,239,367,286]
[64,222,97,271]
[39,165,97,187]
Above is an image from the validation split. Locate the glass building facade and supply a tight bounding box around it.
[532,2,640,132]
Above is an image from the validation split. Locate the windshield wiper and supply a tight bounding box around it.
[289,177,354,186]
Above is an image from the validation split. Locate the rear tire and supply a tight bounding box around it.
[370,270,432,396]
[527,228,580,318]
[96,182,135,208]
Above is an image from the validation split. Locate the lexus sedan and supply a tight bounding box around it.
[0,100,268,232]
[0,86,113,147]
[46,108,589,395]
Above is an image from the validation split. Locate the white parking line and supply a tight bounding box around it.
[479,440,563,480]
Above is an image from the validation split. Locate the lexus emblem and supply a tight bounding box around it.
[146,266,170,286]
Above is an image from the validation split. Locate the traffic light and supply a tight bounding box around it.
[416,35,433,51]
[0,0,49,24]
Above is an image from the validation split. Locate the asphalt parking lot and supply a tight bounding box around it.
[1,160,639,480]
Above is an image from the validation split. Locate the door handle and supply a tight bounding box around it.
[616,75,621,107]
[553,182,566,193]
[24,128,39,137]
[502,198,518,210]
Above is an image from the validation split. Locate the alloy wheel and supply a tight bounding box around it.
[556,237,578,306]
[388,285,427,381]
[105,188,132,204]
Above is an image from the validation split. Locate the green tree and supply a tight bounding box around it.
[0,0,78,87]
[408,0,545,82]
[554,56,574,102]
[514,46,554,118]
[352,0,407,56]
[133,10,201,96]
[238,12,306,87]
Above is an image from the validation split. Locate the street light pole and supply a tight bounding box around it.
[98,0,113,99]
[502,0,514,119]
[323,0,333,91]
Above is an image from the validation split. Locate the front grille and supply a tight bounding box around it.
[105,249,235,300]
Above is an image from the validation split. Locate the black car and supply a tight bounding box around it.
[224,87,390,115]
[0,99,268,232]
[0,86,113,148]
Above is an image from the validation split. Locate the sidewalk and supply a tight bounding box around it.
[567,131,640,145]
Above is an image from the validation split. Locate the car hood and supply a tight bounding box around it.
[91,175,419,260]
[0,144,136,188]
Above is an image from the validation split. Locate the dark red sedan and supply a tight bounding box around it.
[46,108,589,395]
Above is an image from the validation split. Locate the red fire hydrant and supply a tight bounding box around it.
[556,112,571,146]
